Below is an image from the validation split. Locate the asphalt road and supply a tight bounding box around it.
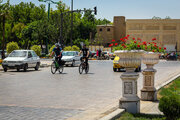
[0,60,180,120]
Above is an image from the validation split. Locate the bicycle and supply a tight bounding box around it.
[79,57,89,74]
[51,57,64,74]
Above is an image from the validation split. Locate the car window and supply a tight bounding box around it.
[31,51,38,57]
[9,51,27,57]
[28,52,32,58]
[62,52,74,56]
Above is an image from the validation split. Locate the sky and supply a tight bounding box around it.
[3,0,180,22]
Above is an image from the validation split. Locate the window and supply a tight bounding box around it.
[99,28,102,31]
[31,51,38,57]
[107,28,110,32]
[28,52,32,58]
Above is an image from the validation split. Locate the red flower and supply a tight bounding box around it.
[145,46,147,49]
[124,36,128,39]
[152,50,155,52]
[112,39,115,42]
[148,42,151,44]
[109,43,113,47]
[120,38,123,41]
[164,47,166,50]
[137,44,140,48]
[127,35,130,37]
[152,38,156,41]
[154,44,157,47]
[121,44,125,46]
[143,41,147,45]
[159,47,161,49]
[133,38,135,40]
[115,43,118,46]
[134,41,137,43]
[123,45,126,48]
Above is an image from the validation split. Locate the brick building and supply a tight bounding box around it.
[96,16,180,52]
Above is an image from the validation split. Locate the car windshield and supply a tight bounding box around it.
[62,52,75,56]
[9,51,27,57]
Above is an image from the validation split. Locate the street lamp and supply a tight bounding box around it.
[38,0,60,54]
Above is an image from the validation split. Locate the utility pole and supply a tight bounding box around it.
[70,0,73,46]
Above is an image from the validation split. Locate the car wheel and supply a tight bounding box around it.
[35,62,40,70]
[71,60,75,67]
[4,68,7,72]
[23,64,28,72]
[113,68,117,72]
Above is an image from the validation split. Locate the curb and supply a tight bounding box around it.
[40,64,51,68]
[99,109,125,120]
[156,74,180,90]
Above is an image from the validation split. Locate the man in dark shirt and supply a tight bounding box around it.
[50,43,63,66]
[79,44,89,66]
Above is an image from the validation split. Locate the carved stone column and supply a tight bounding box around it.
[141,52,159,101]
[115,50,144,113]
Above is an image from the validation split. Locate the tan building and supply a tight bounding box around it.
[96,16,180,52]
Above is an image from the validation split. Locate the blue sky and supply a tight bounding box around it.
[4,0,180,21]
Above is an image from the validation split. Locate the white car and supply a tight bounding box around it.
[2,50,40,72]
[62,51,81,67]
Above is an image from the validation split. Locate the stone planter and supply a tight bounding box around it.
[114,50,144,114]
[141,52,159,101]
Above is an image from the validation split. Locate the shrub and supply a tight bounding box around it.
[6,41,19,54]
[64,46,72,51]
[31,45,42,56]
[159,94,180,120]
[72,45,80,51]
[49,45,55,54]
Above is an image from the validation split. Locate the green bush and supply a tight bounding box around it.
[6,41,19,54]
[64,45,80,51]
[49,45,55,54]
[72,45,80,51]
[31,45,42,56]
[159,94,180,120]
[64,46,72,51]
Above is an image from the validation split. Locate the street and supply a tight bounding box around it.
[0,60,180,120]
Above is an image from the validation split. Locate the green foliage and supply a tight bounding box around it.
[31,45,42,56]
[6,41,19,54]
[72,45,80,51]
[159,77,180,97]
[49,45,55,54]
[64,45,80,51]
[159,94,180,120]
[64,46,72,51]
[116,112,165,120]
[1,1,111,49]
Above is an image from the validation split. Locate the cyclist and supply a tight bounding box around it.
[79,44,89,67]
[50,43,63,67]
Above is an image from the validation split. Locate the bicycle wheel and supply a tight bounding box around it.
[51,62,57,74]
[85,63,89,74]
[79,63,83,74]
[58,65,64,73]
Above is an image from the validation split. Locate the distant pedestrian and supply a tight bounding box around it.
[98,49,101,57]
[96,50,99,57]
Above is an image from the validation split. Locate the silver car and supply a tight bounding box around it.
[62,51,81,67]
[2,50,40,72]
